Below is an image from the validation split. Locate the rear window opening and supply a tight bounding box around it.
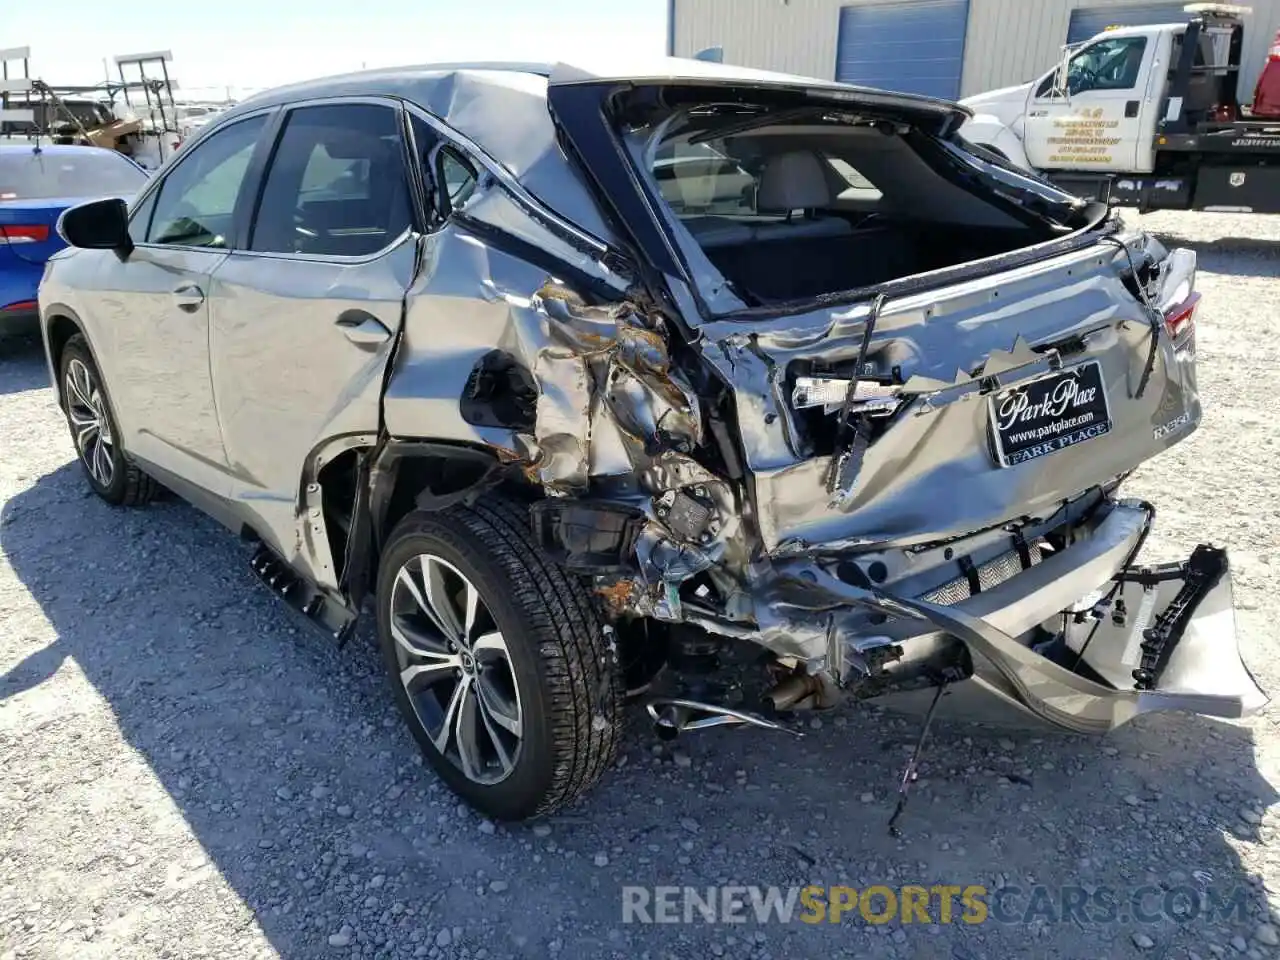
[629,105,1089,310]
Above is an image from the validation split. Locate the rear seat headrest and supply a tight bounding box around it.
[757,151,833,212]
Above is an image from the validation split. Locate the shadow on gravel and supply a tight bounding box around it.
[1150,232,1280,278]
[0,334,49,396]
[3,463,1277,959]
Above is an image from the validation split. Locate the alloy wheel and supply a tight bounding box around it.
[389,553,523,785]
[65,357,115,488]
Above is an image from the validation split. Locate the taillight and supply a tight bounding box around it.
[0,224,50,244]
[1164,291,1201,340]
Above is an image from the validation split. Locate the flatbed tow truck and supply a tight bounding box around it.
[960,3,1280,213]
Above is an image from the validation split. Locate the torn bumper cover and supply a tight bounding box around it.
[515,283,1265,735]
[766,501,1268,733]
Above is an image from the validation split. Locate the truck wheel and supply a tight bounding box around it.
[59,334,157,506]
[376,496,622,820]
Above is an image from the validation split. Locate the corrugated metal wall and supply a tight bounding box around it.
[835,0,970,97]
[672,0,1280,100]
[1066,3,1193,44]
[671,0,845,83]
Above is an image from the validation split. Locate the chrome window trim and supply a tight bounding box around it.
[224,227,415,266]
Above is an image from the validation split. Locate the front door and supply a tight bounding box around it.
[107,113,271,495]
[207,100,417,586]
[1023,34,1153,172]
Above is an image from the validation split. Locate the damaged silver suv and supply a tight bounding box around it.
[40,60,1266,821]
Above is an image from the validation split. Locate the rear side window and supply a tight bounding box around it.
[440,149,477,208]
[0,149,148,201]
[250,103,411,256]
[147,114,267,248]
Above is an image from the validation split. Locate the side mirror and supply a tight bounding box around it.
[57,197,133,254]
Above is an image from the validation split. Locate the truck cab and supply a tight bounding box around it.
[960,5,1280,213]
[964,23,1178,174]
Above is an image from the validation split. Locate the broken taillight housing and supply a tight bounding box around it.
[0,224,49,244]
[1163,290,1201,341]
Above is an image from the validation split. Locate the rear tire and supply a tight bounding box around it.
[376,496,622,820]
[59,334,156,506]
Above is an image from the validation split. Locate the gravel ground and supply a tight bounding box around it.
[1,209,1279,960]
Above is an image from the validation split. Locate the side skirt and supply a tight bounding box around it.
[249,542,358,643]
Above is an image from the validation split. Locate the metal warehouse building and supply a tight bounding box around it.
[668,0,1280,100]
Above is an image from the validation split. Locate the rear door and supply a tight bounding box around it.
[1023,33,1155,172]
[207,99,418,587]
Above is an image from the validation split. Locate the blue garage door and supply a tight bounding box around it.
[836,0,970,99]
[1068,4,1191,44]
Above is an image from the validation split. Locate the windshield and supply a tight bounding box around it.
[0,149,147,201]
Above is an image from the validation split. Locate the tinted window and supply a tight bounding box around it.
[0,149,147,200]
[250,104,410,256]
[440,149,477,207]
[409,116,478,221]
[147,114,266,248]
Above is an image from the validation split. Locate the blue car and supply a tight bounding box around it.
[1,144,148,336]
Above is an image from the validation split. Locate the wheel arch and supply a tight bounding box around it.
[333,439,530,612]
[40,304,88,407]
[370,441,518,553]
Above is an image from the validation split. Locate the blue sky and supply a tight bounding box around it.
[5,0,668,99]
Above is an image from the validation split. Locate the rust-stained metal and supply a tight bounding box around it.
[596,579,640,620]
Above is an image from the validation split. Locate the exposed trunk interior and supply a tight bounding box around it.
[693,219,1051,303]
[628,102,1084,309]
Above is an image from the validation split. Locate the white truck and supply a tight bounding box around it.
[959,3,1280,213]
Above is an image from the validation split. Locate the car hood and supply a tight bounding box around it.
[959,82,1032,122]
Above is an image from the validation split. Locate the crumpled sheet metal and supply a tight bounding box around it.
[696,239,1197,555]
[387,204,736,619]
[516,290,754,619]
[524,284,703,495]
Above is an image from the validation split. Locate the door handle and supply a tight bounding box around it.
[1125,100,1140,118]
[335,311,391,346]
[172,284,205,313]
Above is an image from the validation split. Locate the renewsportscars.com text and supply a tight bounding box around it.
[621,884,1249,926]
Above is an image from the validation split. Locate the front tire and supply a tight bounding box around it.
[59,334,156,506]
[376,497,621,820]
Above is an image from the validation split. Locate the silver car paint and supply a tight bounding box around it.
[206,235,417,588]
[39,62,1265,732]
[87,246,234,494]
